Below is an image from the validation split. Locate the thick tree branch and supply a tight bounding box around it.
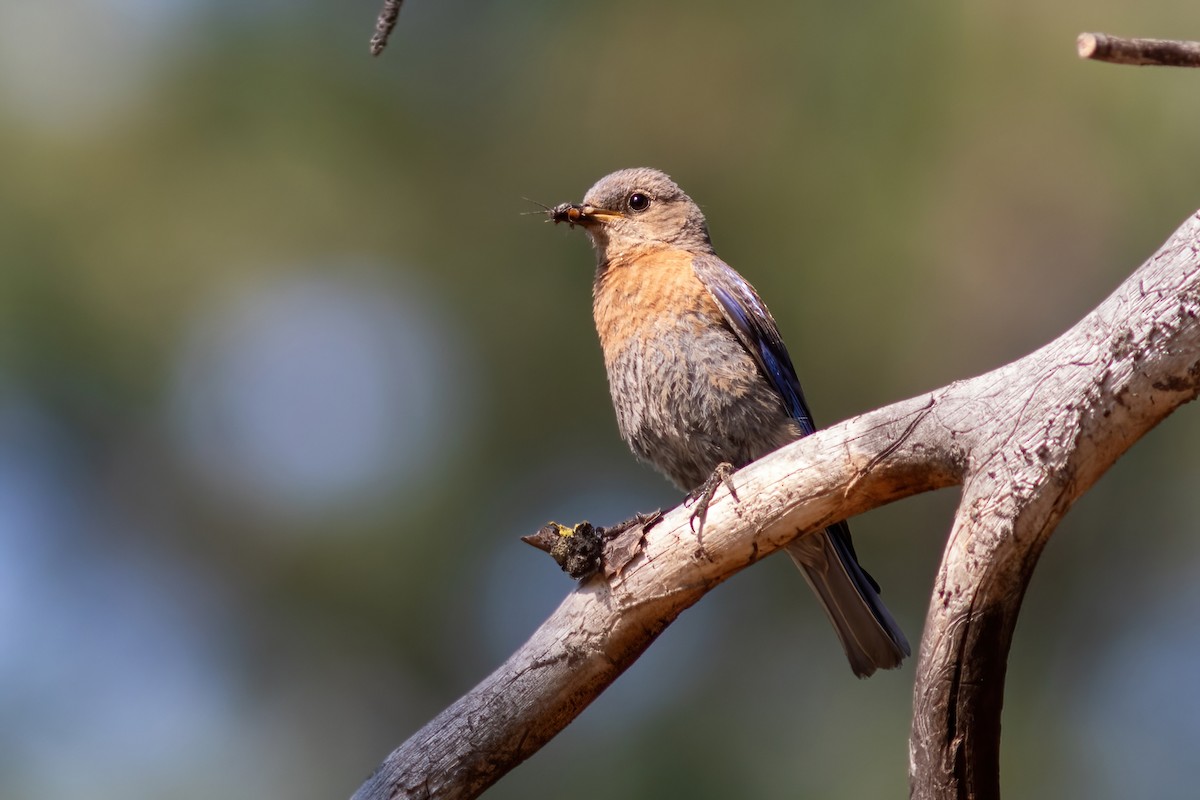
[911,211,1200,798]
[354,393,956,800]
[351,211,1200,800]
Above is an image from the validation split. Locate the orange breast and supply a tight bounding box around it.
[592,247,723,358]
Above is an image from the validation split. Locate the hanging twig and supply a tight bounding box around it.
[369,0,404,57]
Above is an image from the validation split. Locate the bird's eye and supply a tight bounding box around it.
[627,192,651,212]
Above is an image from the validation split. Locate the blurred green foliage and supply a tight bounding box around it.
[1,1,1199,798]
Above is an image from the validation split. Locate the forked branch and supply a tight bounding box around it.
[351,211,1200,799]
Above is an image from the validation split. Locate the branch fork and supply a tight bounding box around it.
[352,212,1200,800]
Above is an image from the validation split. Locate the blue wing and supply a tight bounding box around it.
[692,253,816,435]
[694,253,907,664]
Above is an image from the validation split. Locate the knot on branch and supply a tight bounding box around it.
[522,512,663,579]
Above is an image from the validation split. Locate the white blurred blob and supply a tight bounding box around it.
[0,379,426,799]
[170,266,471,522]
[0,0,197,133]
[0,389,78,668]
[0,384,235,798]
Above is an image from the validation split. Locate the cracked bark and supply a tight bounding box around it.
[350,211,1200,800]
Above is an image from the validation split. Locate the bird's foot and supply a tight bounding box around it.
[684,462,738,551]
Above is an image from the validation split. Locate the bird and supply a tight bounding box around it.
[550,167,909,677]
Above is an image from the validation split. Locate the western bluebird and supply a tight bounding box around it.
[551,167,909,677]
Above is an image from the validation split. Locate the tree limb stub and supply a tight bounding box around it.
[351,211,1200,800]
[1078,32,1200,67]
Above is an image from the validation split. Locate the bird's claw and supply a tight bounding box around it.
[686,462,737,550]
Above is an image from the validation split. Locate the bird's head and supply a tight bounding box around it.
[551,168,713,259]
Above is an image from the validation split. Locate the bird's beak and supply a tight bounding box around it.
[549,203,624,228]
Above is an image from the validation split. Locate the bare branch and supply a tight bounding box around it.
[1077,32,1200,67]
[350,211,1200,800]
[353,393,954,800]
[910,210,1200,799]
[369,0,404,57]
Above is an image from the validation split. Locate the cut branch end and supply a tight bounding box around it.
[1077,32,1200,67]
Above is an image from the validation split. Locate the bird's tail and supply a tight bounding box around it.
[784,522,910,678]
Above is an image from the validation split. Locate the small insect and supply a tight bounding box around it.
[549,203,586,227]
[522,198,587,227]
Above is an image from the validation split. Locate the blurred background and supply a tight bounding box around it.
[2,1,1199,797]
